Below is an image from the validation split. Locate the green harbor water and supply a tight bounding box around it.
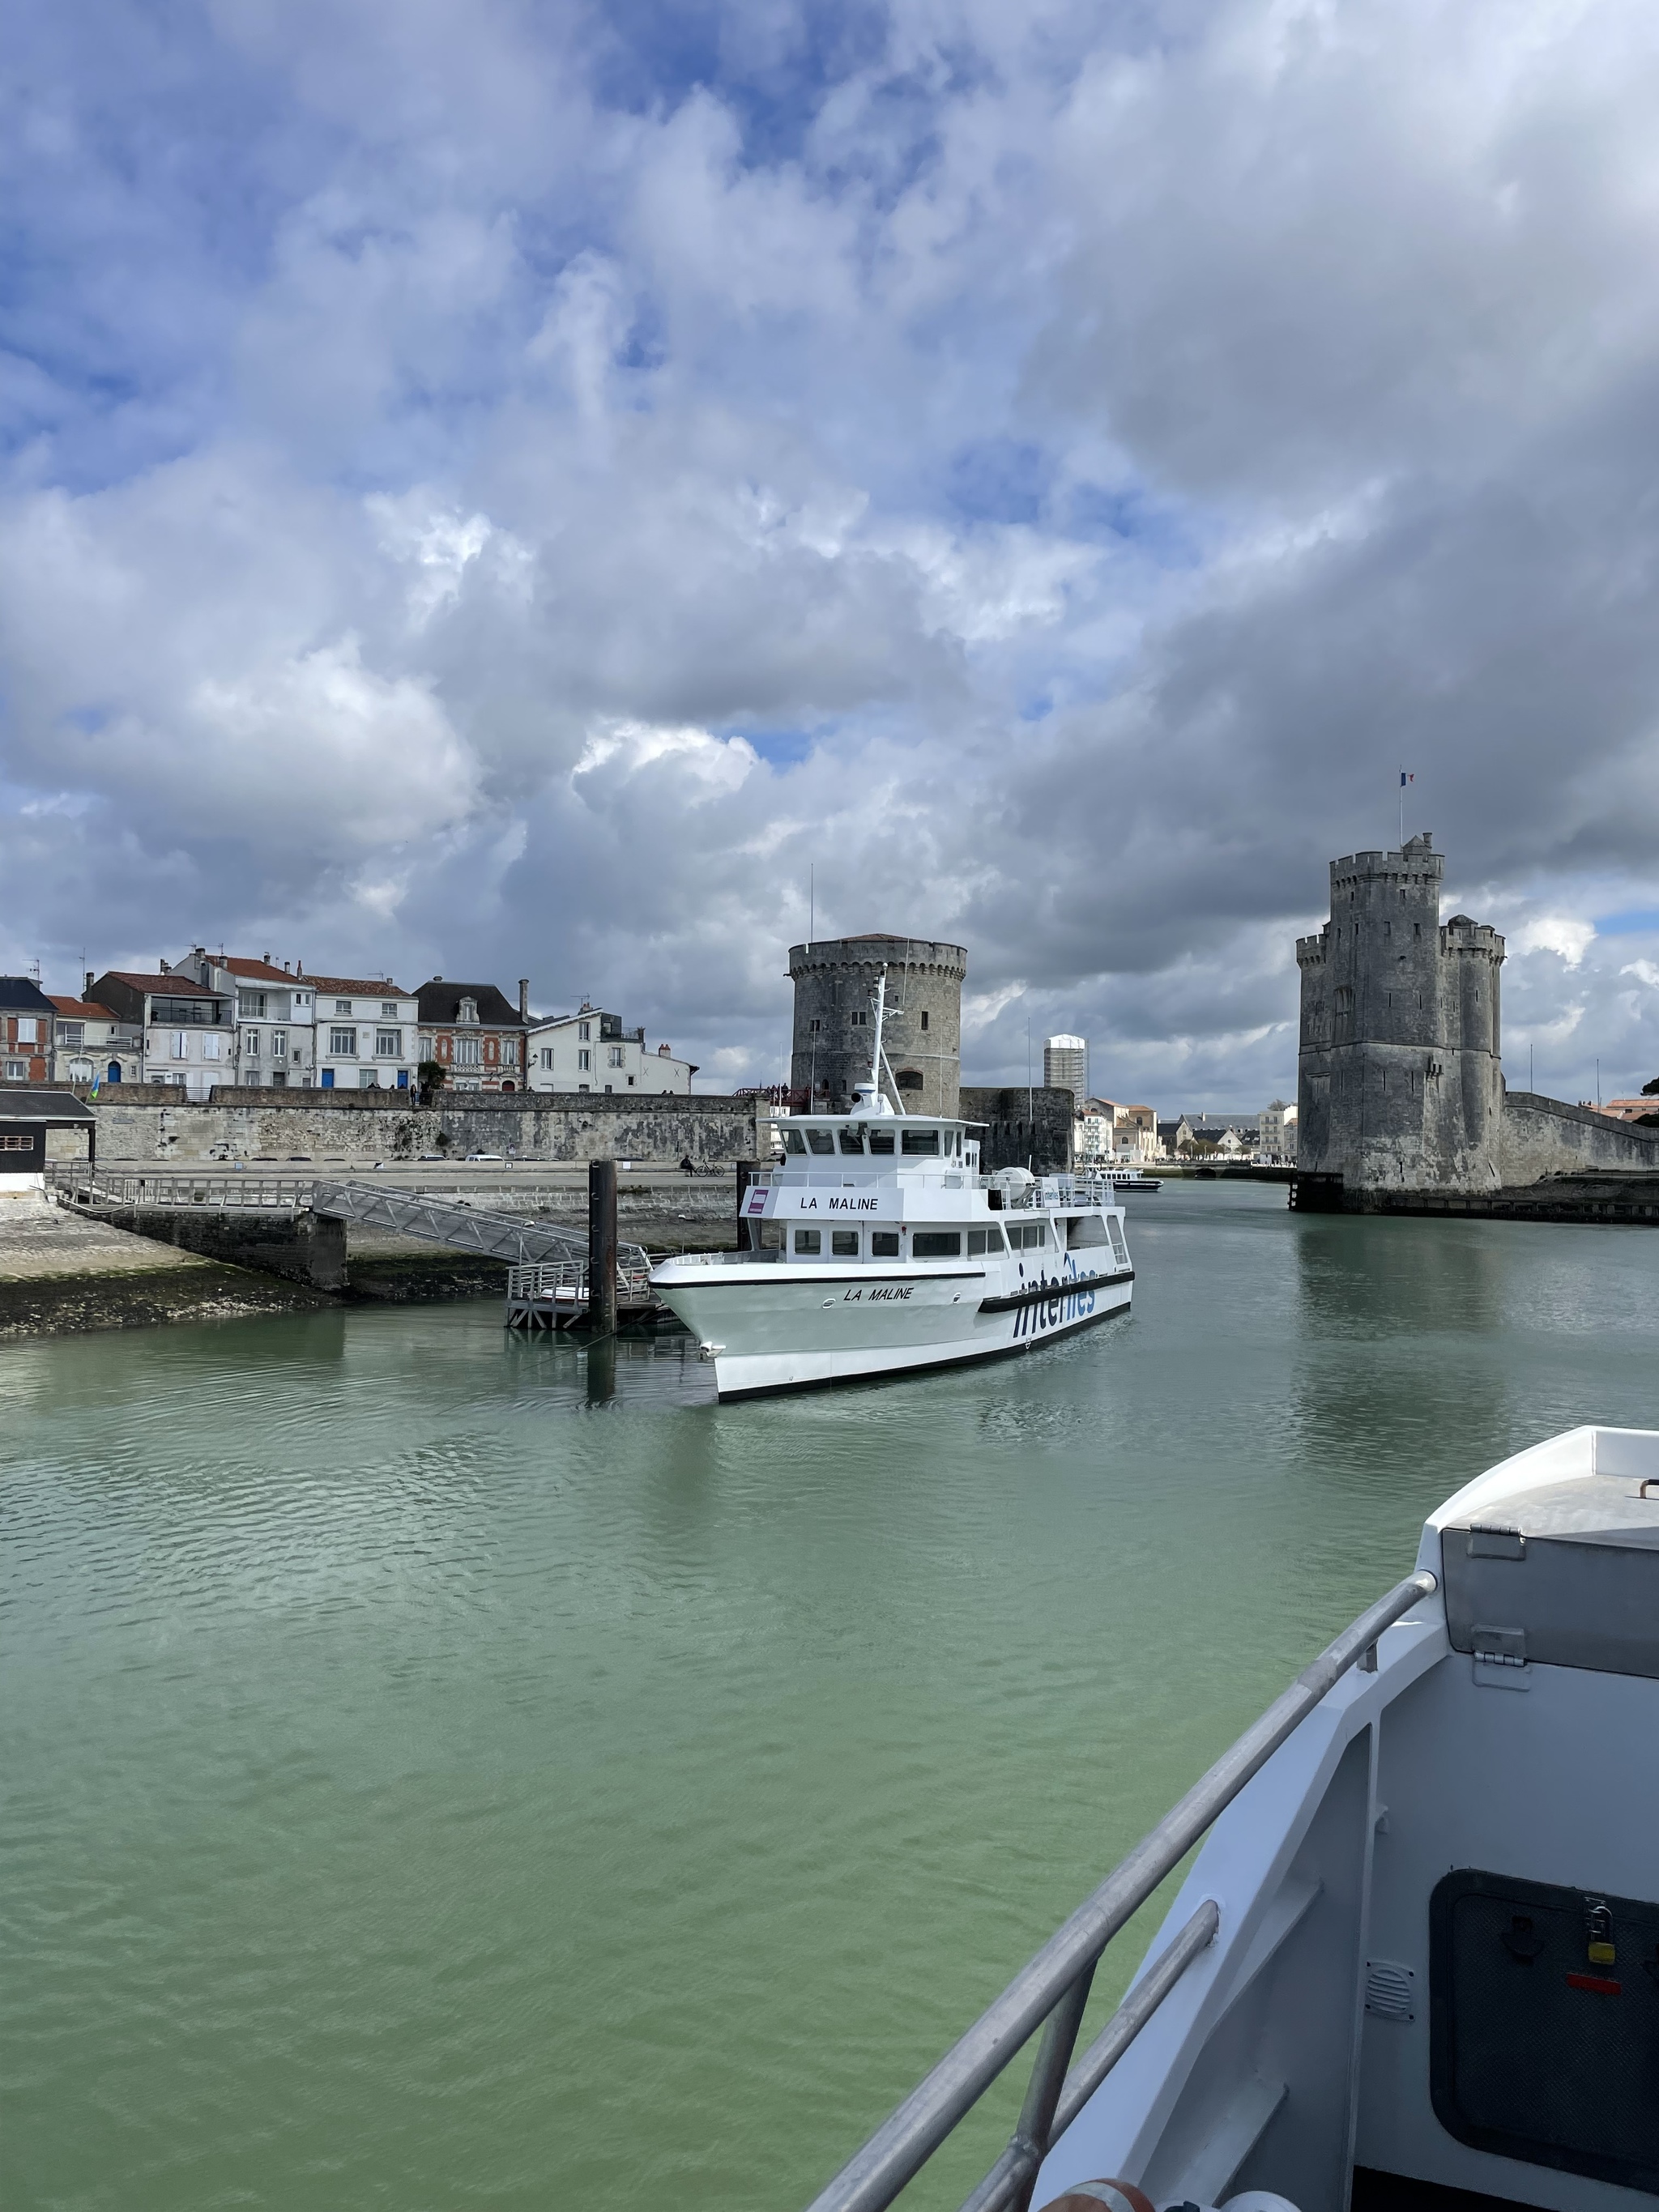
[4,1184,1656,2211]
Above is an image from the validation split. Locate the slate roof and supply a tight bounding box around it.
[0,976,59,1013]
[416,980,526,1026]
[0,1088,96,1123]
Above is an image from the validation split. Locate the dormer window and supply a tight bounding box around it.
[458,996,478,1025]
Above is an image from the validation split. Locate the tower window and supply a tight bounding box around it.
[920,1011,929,1031]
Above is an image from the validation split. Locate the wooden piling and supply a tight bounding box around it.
[587,1159,618,1334]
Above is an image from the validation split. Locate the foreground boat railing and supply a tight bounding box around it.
[804,1567,1439,2212]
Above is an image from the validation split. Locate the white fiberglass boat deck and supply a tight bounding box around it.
[804,1424,1659,2212]
[652,977,1133,1400]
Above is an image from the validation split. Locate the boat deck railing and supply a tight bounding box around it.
[505,1258,656,1302]
[803,1568,1438,2212]
[656,1250,783,1269]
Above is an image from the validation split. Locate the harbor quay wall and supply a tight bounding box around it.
[53,1088,760,1167]
[92,1206,351,1290]
[1499,1091,1659,1183]
[959,1086,1075,1174]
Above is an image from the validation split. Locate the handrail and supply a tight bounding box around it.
[803,1568,1439,2212]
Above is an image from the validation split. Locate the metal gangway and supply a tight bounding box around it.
[309,1182,644,1267]
[309,1184,661,1330]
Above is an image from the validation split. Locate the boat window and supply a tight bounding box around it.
[794,1228,821,1254]
[1066,1216,1108,1248]
[806,1128,835,1155]
[870,1231,900,1257]
[868,1129,894,1154]
[901,1129,939,1155]
[831,1230,859,1257]
[783,1128,807,1155]
[967,1227,1005,1255]
[912,1230,961,1256]
[1107,1218,1129,1266]
[838,1130,865,1155]
[758,1223,784,1249]
[1008,1222,1047,1251]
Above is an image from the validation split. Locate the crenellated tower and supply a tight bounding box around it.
[1296,833,1504,1191]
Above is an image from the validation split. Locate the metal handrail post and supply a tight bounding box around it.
[1049,1898,1220,2141]
[1007,1961,1095,2212]
[955,1900,1219,2212]
[802,1569,1437,2212]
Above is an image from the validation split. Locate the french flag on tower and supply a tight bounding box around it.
[1400,769,1414,786]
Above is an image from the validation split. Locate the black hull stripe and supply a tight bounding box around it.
[978,1268,1133,1313]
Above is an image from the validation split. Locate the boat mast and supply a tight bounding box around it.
[869,974,887,1107]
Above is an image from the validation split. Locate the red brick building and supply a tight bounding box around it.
[1,976,58,1084]
[416,980,529,1092]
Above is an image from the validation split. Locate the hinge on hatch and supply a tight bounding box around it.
[1472,1624,1527,1666]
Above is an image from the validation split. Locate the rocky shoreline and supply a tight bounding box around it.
[0,1194,734,1340]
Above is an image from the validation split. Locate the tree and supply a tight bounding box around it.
[1642,1075,1659,1095]
[418,1059,447,1106]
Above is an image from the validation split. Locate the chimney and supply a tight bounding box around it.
[85,971,94,996]
[518,978,529,1020]
[160,957,169,974]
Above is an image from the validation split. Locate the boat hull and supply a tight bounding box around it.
[652,1263,1133,1399]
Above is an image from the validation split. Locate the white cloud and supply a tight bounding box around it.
[1508,913,1597,966]
[4,0,1659,1101]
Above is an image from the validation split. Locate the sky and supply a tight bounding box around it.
[3,0,1658,1108]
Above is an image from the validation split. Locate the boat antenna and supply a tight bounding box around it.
[870,972,889,1107]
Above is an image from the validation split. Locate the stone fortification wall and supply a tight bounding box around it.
[1499,1092,1659,1184]
[70,1088,758,1166]
[789,935,966,1115]
[959,1086,1075,1174]
[1296,833,1504,1192]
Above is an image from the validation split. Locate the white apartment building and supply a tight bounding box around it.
[306,976,420,1091]
[89,970,237,1099]
[526,1004,695,1094]
[180,952,316,1087]
[1076,1097,1159,1163]
[49,991,144,1086]
[1258,1099,1299,1162]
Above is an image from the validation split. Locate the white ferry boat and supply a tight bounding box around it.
[804,1422,1659,2212]
[651,987,1132,1400]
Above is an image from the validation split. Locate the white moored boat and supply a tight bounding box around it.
[804,1423,1659,2212]
[651,982,1133,1400]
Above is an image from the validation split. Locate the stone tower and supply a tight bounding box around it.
[789,934,966,1115]
[1296,833,1504,1192]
